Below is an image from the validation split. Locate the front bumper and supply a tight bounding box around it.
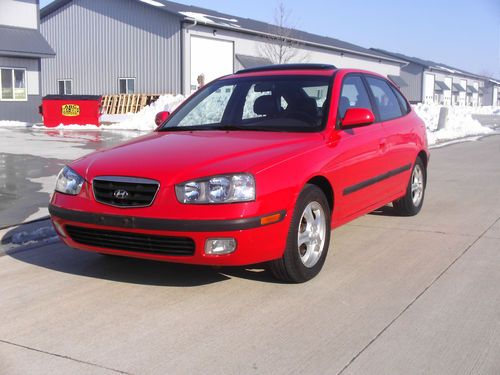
[49,204,289,266]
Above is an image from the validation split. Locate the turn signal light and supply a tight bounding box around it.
[260,213,281,226]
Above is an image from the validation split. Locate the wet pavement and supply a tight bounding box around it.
[0,127,145,227]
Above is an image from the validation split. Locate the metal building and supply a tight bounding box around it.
[0,0,55,122]
[40,0,407,97]
[482,78,500,106]
[372,48,489,106]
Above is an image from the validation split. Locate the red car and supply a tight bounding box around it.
[49,64,429,283]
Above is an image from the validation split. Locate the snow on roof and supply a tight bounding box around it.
[179,11,241,28]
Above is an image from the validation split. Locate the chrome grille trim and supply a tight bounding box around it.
[92,176,160,208]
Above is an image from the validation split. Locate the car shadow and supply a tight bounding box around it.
[3,223,283,287]
[368,204,401,217]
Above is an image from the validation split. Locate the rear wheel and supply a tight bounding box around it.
[393,157,426,216]
[268,184,331,283]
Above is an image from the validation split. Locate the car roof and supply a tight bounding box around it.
[225,65,387,80]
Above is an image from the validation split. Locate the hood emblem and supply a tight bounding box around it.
[113,189,129,199]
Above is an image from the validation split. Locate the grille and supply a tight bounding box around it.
[65,225,195,256]
[93,176,159,207]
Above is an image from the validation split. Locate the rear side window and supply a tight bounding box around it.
[391,86,410,114]
[366,77,403,121]
[339,75,373,118]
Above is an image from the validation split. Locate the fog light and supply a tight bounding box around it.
[205,238,236,255]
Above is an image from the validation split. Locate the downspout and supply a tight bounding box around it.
[180,18,198,95]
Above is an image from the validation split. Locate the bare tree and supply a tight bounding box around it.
[259,2,307,64]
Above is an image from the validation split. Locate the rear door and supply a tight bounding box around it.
[364,75,415,198]
[332,74,389,219]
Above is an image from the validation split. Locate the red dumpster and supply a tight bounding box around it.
[40,95,102,127]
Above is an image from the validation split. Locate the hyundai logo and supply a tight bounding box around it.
[113,189,129,199]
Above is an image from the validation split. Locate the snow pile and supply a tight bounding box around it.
[107,94,185,130]
[0,120,30,127]
[412,103,496,146]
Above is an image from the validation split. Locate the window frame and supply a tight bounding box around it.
[336,73,378,128]
[118,77,135,94]
[0,67,27,102]
[363,74,408,122]
[57,79,73,95]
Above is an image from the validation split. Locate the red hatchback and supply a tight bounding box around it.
[49,64,429,283]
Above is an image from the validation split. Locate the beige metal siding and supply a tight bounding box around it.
[40,0,182,96]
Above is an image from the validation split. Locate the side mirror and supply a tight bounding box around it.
[341,108,375,127]
[155,111,170,127]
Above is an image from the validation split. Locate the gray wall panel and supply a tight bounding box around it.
[0,96,41,123]
[0,56,41,122]
[41,0,182,96]
[399,63,423,103]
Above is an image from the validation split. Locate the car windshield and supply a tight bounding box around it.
[160,75,332,132]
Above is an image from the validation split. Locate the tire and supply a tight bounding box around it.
[393,157,426,216]
[268,184,331,283]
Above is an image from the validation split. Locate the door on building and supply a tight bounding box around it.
[472,82,479,106]
[444,77,452,105]
[459,79,467,106]
[423,73,435,104]
[190,36,234,93]
[494,86,499,106]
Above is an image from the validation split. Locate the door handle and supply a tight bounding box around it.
[379,139,387,152]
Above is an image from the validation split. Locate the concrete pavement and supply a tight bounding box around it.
[0,135,499,375]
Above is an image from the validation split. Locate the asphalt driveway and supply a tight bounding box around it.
[0,135,499,375]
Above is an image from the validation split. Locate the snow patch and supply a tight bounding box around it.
[180,11,241,28]
[107,94,185,130]
[412,103,497,145]
[0,120,31,127]
[139,0,164,7]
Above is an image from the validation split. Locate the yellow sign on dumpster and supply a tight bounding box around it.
[61,104,80,117]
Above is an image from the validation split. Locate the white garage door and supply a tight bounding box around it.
[191,36,234,92]
[472,82,479,106]
[423,73,435,104]
[444,77,452,105]
[459,79,467,106]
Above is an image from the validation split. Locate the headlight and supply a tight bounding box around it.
[55,166,85,195]
[176,174,255,204]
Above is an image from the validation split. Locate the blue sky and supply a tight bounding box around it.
[40,0,500,78]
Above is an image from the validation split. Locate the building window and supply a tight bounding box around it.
[1,68,27,101]
[119,78,135,94]
[57,79,72,95]
[58,79,72,95]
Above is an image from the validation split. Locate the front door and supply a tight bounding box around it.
[331,74,388,220]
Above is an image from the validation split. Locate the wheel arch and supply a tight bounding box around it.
[306,175,334,213]
[417,150,428,168]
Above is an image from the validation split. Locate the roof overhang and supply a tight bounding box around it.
[0,25,55,58]
[452,83,466,93]
[466,85,478,94]
[434,80,450,91]
[388,75,408,88]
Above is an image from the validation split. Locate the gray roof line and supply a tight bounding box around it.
[40,0,406,65]
[0,24,55,57]
[371,48,487,80]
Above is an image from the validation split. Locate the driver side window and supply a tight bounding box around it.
[339,76,373,118]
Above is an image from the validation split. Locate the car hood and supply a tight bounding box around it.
[70,130,324,185]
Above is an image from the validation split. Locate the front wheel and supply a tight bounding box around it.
[268,184,331,283]
[393,157,426,216]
